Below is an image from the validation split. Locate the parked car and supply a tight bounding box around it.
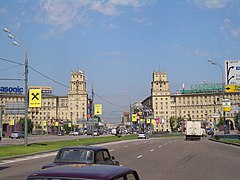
[138,132,149,139]
[27,164,140,180]
[206,128,213,135]
[57,131,64,136]
[42,146,120,169]
[9,131,24,139]
[93,130,99,136]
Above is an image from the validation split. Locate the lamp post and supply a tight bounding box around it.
[208,59,227,135]
[3,27,29,146]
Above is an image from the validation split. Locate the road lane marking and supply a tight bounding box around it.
[164,143,168,146]
[137,155,142,159]
[109,149,114,152]
[124,145,128,148]
[0,152,57,165]
[159,145,162,148]
[150,149,154,152]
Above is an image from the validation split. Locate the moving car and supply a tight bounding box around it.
[42,146,119,169]
[27,164,140,180]
[138,132,149,139]
[206,128,213,135]
[9,131,24,139]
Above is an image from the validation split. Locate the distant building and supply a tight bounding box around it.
[0,70,88,135]
[150,71,240,132]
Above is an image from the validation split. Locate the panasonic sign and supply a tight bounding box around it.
[0,86,24,94]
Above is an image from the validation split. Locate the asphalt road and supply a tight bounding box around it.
[0,137,239,180]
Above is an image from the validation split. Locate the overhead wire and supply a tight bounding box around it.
[0,56,129,108]
[0,64,23,72]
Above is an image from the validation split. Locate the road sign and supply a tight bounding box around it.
[29,89,42,108]
[10,119,14,125]
[132,114,137,122]
[225,60,240,85]
[225,85,240,92]
[43,121,47,126]
[147,119,151,124]
[223,99,231,112]
[94,104,102,115]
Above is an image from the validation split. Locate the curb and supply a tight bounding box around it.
[209,138,240,147]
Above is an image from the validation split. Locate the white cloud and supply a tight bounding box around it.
[193,0,229,9]
[230,27,240,38]
[39,0,80,31]
[219,18,240,39]
[132,17,152,26]
[37,0,154,36]
[194,49,209,57]
[90,1,117,16]
[110,0,148,7]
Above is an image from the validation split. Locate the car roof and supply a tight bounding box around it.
[59,146,108,151]
[27,164,137,180]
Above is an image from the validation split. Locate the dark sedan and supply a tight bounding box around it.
[27,164,140,180]
[42,146,119,169]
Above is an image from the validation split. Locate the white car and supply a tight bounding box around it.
[138,132,149,139]
[93,131,99,136]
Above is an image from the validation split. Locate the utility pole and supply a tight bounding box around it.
[0,106,3,141]
[91,85,94,137]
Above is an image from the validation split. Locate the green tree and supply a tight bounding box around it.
[217,117,224,127]
[234,112,240,129]
[170,116,176,131]
[170,116,182,132]
[94,115,101,122]
[62,124,71,133]
[18,118,33,133]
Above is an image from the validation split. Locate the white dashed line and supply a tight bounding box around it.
[164,143,168,146]
[109,149,114,152]
[137,155,143,159]
[0,152,57,165]
[150,149,154,152]
[159,145,162,148]
[124,145,128,148]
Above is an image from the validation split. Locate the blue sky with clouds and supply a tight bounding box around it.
[1,0,240,123]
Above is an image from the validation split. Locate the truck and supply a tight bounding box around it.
[111,128,117,135]
[185,121,202,140]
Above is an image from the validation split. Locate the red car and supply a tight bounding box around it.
[27,164,140,180]
[42,146,119,169]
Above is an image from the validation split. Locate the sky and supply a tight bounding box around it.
[1,0,240,124]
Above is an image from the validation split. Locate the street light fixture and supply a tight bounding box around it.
[207,59,227,135]
[3,27,29,146]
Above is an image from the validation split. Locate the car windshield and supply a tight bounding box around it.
[54,149,94,163]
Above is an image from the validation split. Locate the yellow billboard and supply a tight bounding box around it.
[132,114,137,122]
[94,104,102,115]
[43,121,47,126]
[29,89,42,108]
[10,119,14,125]
[147,119,151,124]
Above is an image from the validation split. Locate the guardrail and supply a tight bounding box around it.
[214,134,240,140]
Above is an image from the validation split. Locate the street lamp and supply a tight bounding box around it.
[207,59,227,135]
[3,27,29,146]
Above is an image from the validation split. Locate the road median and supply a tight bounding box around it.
[0,135,137,160]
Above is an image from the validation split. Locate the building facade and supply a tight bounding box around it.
[151,71,240,132]
[0,70,88,135]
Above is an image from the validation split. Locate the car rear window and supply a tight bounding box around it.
[55,149,94,163]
